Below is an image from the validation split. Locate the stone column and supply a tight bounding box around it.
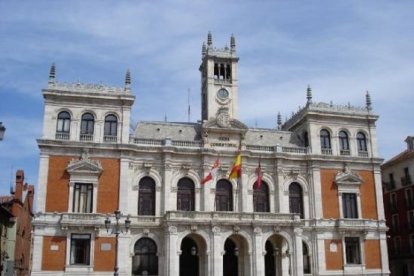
[253,227,265,276]
[36,154,49,212]
[31,234,43,272]
[162,157,173,214]
[119,158,130,213]
[293,228,304,276]
[165,226,179,276]
[211,226,223,276]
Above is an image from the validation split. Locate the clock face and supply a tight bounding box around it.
[217,88,229,100]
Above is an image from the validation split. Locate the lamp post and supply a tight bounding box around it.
[0,122,5,141]
[104,210,131,276]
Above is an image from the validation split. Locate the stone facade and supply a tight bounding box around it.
[32,34,389,275]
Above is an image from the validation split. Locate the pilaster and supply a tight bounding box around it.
[211,226,223,276]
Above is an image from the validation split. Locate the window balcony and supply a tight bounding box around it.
[383,181,396,191]
[340,149,351,156]
[56,132,70,140]
[80,134,94,142]
[103,135,117,143]
[358,151,369,157]
[402,176,412,186]
[321,148,332,155]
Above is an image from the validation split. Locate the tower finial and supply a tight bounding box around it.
[306,85,312,105]
[230,34,236,52]
[124,69,131,92]
[202,42,206,57]
[365,90,372,111]
[277,112,282,130]
[48,63,56,85]
[207,31,212,47]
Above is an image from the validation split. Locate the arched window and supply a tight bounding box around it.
[303,131,309,148]
[320,129,331,154]
[56,111,71,140]
[132,238,158,276]
[104,114,118,142]
[177,178,195,211]
[215,180,233,211]
[253,182,269,212]
[339,131,350,155]
[138,177,155,216]
[80,113,94,141]
[289,182,304,218]
[303,241,311,273]
[357,132,368,155]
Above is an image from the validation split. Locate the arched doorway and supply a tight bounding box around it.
[223,239,238,276]
[265,235,290,276]
[180,237,199,276]
[223,234,250,276]
[132,238,158,276]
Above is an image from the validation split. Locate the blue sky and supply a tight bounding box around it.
[1,1,413,196]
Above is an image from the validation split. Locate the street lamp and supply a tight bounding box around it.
[0,122,5,141]
[105,210,131,276]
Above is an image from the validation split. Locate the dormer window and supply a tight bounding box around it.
[320,129,332,155]
[80,113,94,141]
[56,111,71,140]
[339,131,350,156]
[104,114,118,142]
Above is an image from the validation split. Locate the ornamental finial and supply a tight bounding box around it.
[125,69,131,92]
[202,42,206,57]
[365,90,372,111]
[207,31,212,46]
[277,112,282,130]
[48,63,56,84]
[230,34,236,51]
[306,85,312,105]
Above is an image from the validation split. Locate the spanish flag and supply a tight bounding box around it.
[229,153,241,180]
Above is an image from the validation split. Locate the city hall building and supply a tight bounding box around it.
[31,33,389,275]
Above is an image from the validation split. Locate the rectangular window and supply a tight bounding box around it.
[393,236,401,256]
[406,188,414,209]
[402,167,412,186]
[70,234,91,265]
[392,214,400,232]
[342,193,358,218]
[390,193,398,213]
[408,210,414,230]
[73,183,93,213]
[345,237,361,264]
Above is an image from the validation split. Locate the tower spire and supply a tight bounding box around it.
[230,34,236,52]
[124,69,131,92]
[277,112,282,130]
[207,31,212,47]
[306,85,312,105]
[365,90,372,111]
[48,63,56,85]
[202,42,206,57]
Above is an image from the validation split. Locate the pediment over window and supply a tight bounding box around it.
[335,165,363,187]
[67,151,103,177]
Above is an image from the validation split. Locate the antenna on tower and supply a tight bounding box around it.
[188,88,191,122]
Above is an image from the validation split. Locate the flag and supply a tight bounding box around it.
[229,153,242,180]
[254,159,263,189]
[201,158,220,184]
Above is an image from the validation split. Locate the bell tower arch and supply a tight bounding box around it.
[199,32,239,121]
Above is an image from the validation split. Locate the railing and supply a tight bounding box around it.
[336,218,379,229]
[246,145,275,152]
[80,134,94,141]
[383,181,396,191]
[340,149,351,156]
[358,151,369,157]
[402,176,412,186]
[104,135,117,143]
[60,213,102,227]
[172,140,203,147]
[55,132,70,140]
[130,138,163,146]
[321,148,332,155]
[282,147,308,154]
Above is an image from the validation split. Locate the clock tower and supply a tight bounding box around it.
[200,32,239,122]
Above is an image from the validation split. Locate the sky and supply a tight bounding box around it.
[0,1,413,196]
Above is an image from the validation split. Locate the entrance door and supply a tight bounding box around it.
[180,237,199,276]
[223,239,238,276]
[265,241,276,276]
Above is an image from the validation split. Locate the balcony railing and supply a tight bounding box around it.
[80,134,94,141]
[321,148,332,155]
[402,176,412,186]
[383,181,396,191]
[358,151,369,157]
[55,132,70,140]
[340,149,351,156]
[103,135,117,143]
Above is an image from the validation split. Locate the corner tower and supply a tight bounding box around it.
[200,32,239,121]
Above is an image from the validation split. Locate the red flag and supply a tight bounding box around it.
[201,158,220,184]
[254,159,263,189]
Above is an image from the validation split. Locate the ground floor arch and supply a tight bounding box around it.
[264,234,291,276]
[223,234,250,276]
[179,233,208,276]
